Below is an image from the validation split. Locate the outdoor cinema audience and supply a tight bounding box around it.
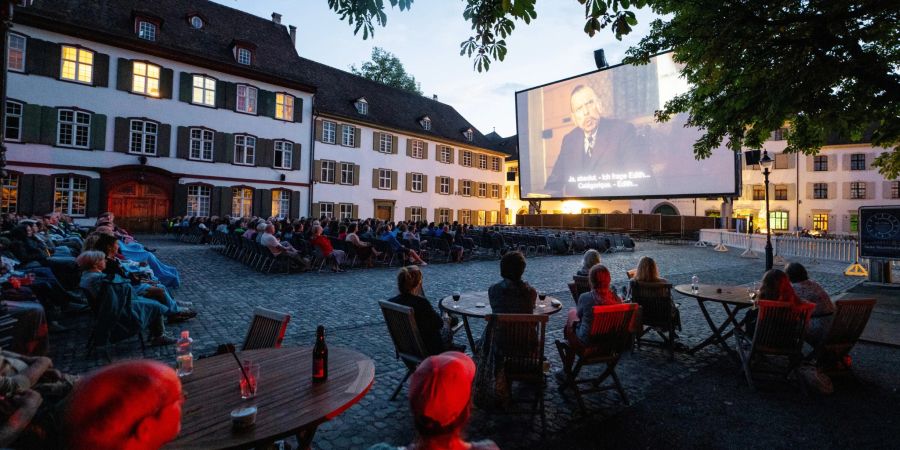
[387,266,461,356]
[576,249,601,277]
[310,225,347,272]
[487,251,537,314]
[558,264,623,376]
[785,262,835,346]
[630,256,681,331]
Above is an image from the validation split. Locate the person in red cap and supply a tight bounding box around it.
[369,352,498,450]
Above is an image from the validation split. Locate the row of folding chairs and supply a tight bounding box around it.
[219,232,293,274]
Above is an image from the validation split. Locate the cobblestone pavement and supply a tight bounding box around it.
[48,237,897,449]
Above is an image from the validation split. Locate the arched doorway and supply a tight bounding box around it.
[107,181,170,232]
[652,203,679,216]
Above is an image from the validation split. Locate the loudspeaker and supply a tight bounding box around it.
[594,49,608,69]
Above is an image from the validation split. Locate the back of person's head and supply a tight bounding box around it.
[581,249,601,271]
[256,222,267,232]
[348,223,358,234]
[397,265,423,295]
[500,251,526,281]
[65,360,183,450]
[409,352,476,439]
[634,256,660,282]
[589,264,612,291]
[759,269,799,303]
[94,233,119,256]
[76,250,106,270]
[784,263,809,283]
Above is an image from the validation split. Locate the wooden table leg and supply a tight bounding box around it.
[295,424,320,450]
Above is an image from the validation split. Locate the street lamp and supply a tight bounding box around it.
[758,150,774,270]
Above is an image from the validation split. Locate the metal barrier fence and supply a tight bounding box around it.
[699,229,860,263]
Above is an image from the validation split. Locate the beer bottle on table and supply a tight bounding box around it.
[312,325,328,383]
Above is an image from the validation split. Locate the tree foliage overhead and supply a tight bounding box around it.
[350,47,423,95]
[327,0,900,178]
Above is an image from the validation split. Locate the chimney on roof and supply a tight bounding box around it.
[289,25,297,47]
[432,94,438,101]
[272,12,282,24]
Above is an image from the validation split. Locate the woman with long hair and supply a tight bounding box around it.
[558,264,622,375]
[757,269,803,304]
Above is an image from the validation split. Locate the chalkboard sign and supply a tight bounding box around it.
[859,206,900,258]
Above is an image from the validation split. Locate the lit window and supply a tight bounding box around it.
[236,85,257,114]
[54,176,87,216]
[462,151,472,167]
[477,210,486,226]
[137,21,157,41]
[271,190,291,219]
[320,160,335,183]
[340,162,354,185]
[461,180,472,196]
[319,202,334,219]
[850,214,859,232]
[850,153,866,170]
[189,128,213,161]
[57,109,90,148]
[411,173,423,192]
[478,154,488,170]
[439,146,452,163]
[274,141,293,169]
[1,174,18,213]
[341,125,355,147]
[234,135,255,165]
[411,140,424,159]
[379,133,393,153]
[491,184,500,198]
[339,203,354,219]
[275,93,294,120]
[813,155,828,171]
[378,169,392,190]
[7,34,26,72]
[5,101,23,141]
[132,61,161,97]
[321,121,336,144]
[192,75,216,106]
[410,207,423,222]
[355,98,368,115]
[187,185,210,217]
[231,187,253,217]
[768,211,788,231]
[236,47,252,65]
[129,120,158,155]
[813,183,827,199]
[812,214,828,232]
[850,182,866,199]
[60,45,93,84]
[190,16,203,29]
[439,177,450,195]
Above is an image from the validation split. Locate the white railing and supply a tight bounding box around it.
[698,229,860,263]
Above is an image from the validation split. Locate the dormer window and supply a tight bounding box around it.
[463,128,474,142]
[420,116,432,131]
[137,21,157,41]
[231,40,257,66]
[236,47,252,65]
[355,98,368,115]
[133,13,162,41]
[189,15,203,29]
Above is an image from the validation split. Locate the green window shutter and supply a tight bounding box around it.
[116,58,132,92]
[176,126,190,159]
[17,175,35,215]
[217,186,232,217]
[256,138,273,167]
[290,190,302,219]
[90,114,106,150]
[113,117,129,153]
[39,106,57,146]
[215,80,228,109]
[173,184,188,216]
[179,72,193,103]
[24,39,60,78]
[213,132,230,163]
[159,68,174,99]
[291,143,302,170]
[223,133,235,163]
[293,97,303,122]
[33,175,54,214]
[86,178,102,217]
[93,53,110,87]
[21,104,42,143]
[258,90,275,117]
[258,189,272,218]
[224,83,237,111]
[158,124,172,157]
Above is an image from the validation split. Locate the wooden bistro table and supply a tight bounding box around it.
[439,291,563,352]
[167,346,375,450]
[674,284,755,357]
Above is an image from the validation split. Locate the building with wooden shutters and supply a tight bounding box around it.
[4,0,312,231]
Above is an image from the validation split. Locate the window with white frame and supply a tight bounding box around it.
[491,184,500,198]
[190,15,204,29]
[186,185,210,217]
[192,75,216,106]
[53,176,87,216]
[462,151,472,167]
[813,183,827,199]
[463,129,474,142]
[477,210,486,226]
[233,135,255,165]
[440,146,452,163]
[411,140,424,159]
[1,174,18,213]
[378,169,392,190]
[477,182,487,197]
[137,21,157,41]
[410,207,423,222]
[850,182,866,199]
[459,209,471,224]
[355,98,368,115]
[339,203,353,219]
[478,154,487,170]
[461,180,472,196]
[57,109,90,148]
[340,162,354,185]
[274,141,292,169]
[379,133,393,153]
[5,101,23,141]
[341,125,355,147]
[320,202,334,218]
[320,160,336,183]
[60,45,93,84]
[236,47,252,65]
[236,85,257,114]
[189,128,213,161]
[231,187,253,217]
[438,208,450,224]
[420,117,431,130]
[439,177,450,195]
[491,157,501,171]
[271,190,291,219]
[7,34,25,72]
[322,121,336,144]
[132,61,161,97]
[411,173,423,192]
[769,211,788,230]
[891,181,900,199]
[850,153,866,170]
[129,120,158,155]
[275,93,294,121]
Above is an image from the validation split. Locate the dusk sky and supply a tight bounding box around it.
[214,0,656,138]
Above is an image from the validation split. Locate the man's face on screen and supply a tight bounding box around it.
[570,87,600,135]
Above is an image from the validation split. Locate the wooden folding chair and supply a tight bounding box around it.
[735,300,814,391]
[379,301,429,400]
[630,281,680,360]
[812,298,875,377]
[241,307,291,350]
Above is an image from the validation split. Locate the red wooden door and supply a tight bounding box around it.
[107,181,171,233]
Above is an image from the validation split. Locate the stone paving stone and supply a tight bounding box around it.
[47,237,872,449]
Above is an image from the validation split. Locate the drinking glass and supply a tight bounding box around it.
[239,361,259,400]
[452,291,461,309]
[538,292,547,308]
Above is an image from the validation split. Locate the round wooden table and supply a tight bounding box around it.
[439,291,563,352]
[674,283,755,357]
[166,346,375,450]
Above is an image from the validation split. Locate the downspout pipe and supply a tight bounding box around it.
[308,94,316,218]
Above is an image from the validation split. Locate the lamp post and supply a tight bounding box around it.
[758,150,774,270]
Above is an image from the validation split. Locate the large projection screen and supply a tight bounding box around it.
[516,53,739,200]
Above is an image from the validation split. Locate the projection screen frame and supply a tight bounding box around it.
[513,51,740,202]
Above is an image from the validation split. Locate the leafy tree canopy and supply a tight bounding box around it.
[350,46,423,95]
[328,0,900,178]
